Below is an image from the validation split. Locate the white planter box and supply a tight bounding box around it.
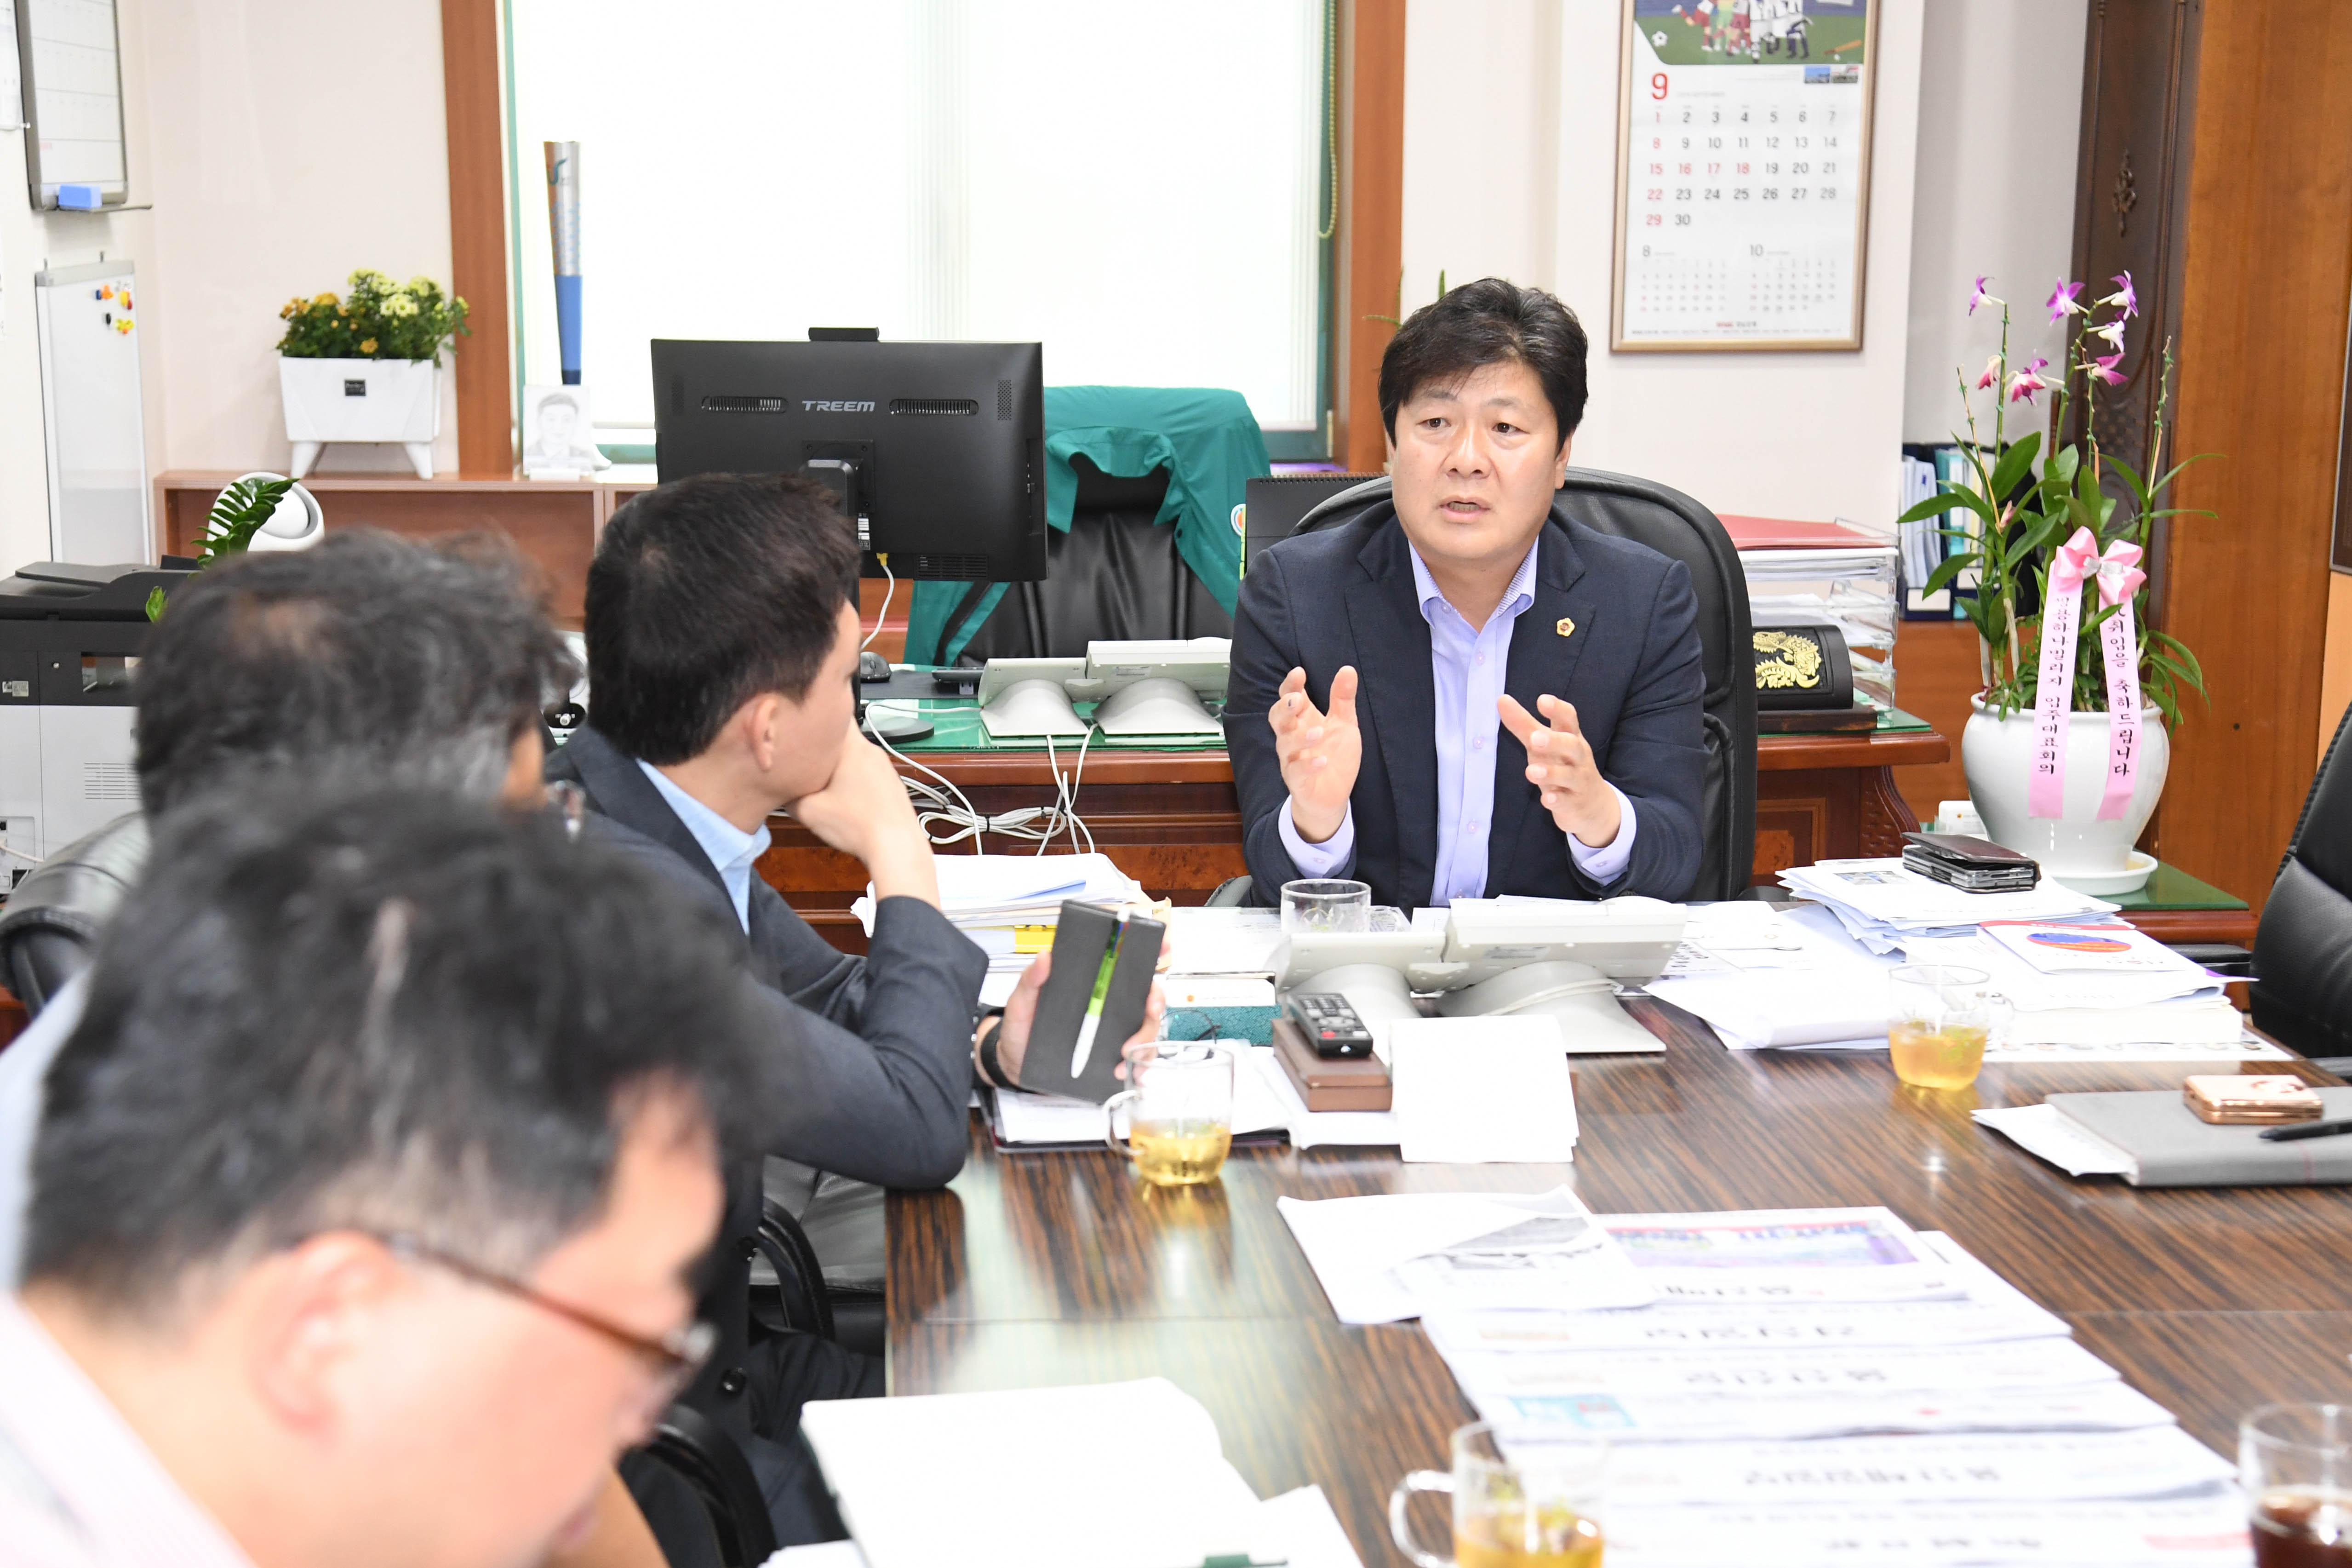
[1962,694,2171,885]
[279,356,440,478]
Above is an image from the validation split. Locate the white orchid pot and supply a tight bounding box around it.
[1961,694,2169,882]
[279,356,440,479]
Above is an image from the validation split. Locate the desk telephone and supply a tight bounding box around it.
[1271,896,1688,1057]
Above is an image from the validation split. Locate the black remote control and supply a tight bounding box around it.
[1286,992,1376,1059]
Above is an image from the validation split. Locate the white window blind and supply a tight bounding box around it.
[508,1,1329,440]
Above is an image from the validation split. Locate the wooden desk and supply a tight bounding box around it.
[762,729,1952,952]
[887,1007,2352,1566]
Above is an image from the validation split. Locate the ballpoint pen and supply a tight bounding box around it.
[2258,1118,2352,1143]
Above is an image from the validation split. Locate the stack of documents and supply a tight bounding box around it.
[1779,858,2120,952]
[855,853,1148,990]
[1278,1200,2244,1564]
[798,1378,1363,1568]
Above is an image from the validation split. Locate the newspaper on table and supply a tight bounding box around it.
[1599,1496,2249,1568]
[990,1045,1399,1152]
[1275,1185,1654,1324]
[1779,858,2119,955]
[1595,1207,1970,1304]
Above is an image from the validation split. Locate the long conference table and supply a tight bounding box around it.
[886,1000,2352,1566]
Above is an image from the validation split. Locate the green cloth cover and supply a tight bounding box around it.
[904,386,1270,665]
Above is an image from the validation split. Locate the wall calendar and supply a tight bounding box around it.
[1611,0,1880,352]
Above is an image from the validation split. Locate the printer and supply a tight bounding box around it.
[0,560,195,890]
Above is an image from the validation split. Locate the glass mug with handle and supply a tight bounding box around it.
[1392,1423,1607,1568]
[1105,1040,1235,1187]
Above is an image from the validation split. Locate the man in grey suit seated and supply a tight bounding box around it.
[1227,278,1708,909]
[543,475,1159,1348]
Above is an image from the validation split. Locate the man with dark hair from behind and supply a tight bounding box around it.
[0,789,772,1568]
[1228,276,1707,908]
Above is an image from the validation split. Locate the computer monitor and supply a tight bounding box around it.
[650,338,1049,582]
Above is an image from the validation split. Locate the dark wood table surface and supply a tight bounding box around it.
[887,1001,2352,1566]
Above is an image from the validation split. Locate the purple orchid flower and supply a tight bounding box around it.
[2089,318,2127,351]
[2100,271,2138,320]
[1967,275,2001,315]
[2082,352,2126,386]
[1974,354,2002,390]
[2046,279,2086,322]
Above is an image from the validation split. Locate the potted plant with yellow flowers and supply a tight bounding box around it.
[276,269,468,479]
[1897,271,2210,893]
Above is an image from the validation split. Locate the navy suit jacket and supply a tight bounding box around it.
[1225,505,1707,909]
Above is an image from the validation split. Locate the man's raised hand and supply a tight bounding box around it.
[1269,665,1362,843]
[1499,692,1622,849]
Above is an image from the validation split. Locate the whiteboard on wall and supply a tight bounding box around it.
[0,3,24,132]
[14,0,128,207]
[35,259,148,564]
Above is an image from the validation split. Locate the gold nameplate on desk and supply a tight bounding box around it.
[1556,616,1575,638]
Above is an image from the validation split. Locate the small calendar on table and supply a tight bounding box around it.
[1611,0,1880,352]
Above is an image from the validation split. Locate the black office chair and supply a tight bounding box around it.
[2252,699,2352,1073]
[939,456,1233,661]
[1208,470,1757,905]
[0,813,148,1015]
[631,1404,782,1568]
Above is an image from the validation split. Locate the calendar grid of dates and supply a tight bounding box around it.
[1615,5,1873,349]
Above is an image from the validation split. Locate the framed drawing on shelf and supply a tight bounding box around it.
[1611,0,1880,353]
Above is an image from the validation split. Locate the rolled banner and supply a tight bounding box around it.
[544,141,583,386]
[2027,526,2149,820]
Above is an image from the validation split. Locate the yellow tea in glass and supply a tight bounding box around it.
[1393,1424,1606,1568]
[1886,964,1993,1091]
[1127,1119,1232,1186]
[1105,1043,1234,1187]
[2243,1404,2352,1568]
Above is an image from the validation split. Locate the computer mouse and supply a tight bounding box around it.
[858,651,892,682]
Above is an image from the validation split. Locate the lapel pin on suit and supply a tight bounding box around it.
[1556,615,1576,638]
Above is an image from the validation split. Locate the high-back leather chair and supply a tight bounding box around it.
[943,457,1233,661]
[0,814,148,1016]
[1286,470,1757,901]
[2253,700,2352,1062]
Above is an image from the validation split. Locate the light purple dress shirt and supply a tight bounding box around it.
[1277,538,1637,903]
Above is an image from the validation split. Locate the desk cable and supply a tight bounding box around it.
[871,723,1095,857]
[859,553,894,654]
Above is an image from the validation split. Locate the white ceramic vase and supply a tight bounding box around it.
[279,356,439,479]
[1961,694,2169,884]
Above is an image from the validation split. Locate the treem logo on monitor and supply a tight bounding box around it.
[802,399,876,412]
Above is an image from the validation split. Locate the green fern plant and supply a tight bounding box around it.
[144,476,296,622]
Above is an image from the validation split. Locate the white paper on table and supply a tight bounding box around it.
[1469,1377,2175,1444]
[1420,1294,2070,1359]
[1599,1495,2251,1568]
[1982,917,2214,976]
[1388,1016,1579,1163]
[990,1052,1289,1149]
[1276,1186,1654,1324]
[1908,1229,2069,1319]
[1646,969,1890,1049]
[1595,1207,1969,1304]
[1252,1484,1366,1568]
[1973,1103,2140,1177]
[1985,1034,2291,1064]
[1436,1334,2119,1399]
[1906,932,2226,1013]
[801,1379,1271,1568]
[1542,1426,2234,1507]
[1159,905,1285,975]
[1246,1046,1401,1150]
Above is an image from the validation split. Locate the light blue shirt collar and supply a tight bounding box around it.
[635,760,771,933]
[1407,537,1542,632]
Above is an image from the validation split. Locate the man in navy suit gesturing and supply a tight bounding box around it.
[1227,278,1707,910]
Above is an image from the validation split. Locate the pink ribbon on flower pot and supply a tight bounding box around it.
[2028,526,2148,820]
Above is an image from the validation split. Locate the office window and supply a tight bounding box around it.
[507,1,1334,457]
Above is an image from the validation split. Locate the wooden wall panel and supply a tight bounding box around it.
[1891,618,1980,823]
[441,0,514,477]
[1342,0,1407,473]
[2162,0,2352,908]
